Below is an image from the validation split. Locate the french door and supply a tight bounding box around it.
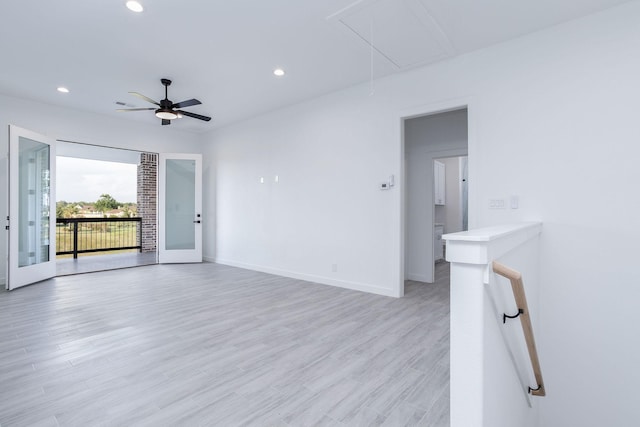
[158,153,202,263]
[7,125,56,290]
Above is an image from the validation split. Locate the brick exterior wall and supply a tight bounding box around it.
[137,153,157,252]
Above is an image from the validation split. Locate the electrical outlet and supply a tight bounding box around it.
[332,264,338,273]
[489,199,506,209]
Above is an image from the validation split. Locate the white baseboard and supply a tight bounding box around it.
[203,255,215,263]
[214,258,399,298]
[406,273,433,283]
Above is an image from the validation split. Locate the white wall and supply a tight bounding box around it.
[204,92,400,296]
[204,2,640,425]
[405,111,468,283]
[0,93,203,285]
[484,233,542,427]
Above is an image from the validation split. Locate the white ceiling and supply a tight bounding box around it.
[0,0,632,133]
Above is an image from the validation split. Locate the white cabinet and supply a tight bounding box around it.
[434,224,444,261]
[434,160,446,205]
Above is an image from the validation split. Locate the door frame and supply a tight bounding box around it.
[397,97,475,297]
[55,140,159,274]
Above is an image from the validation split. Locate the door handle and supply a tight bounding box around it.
[193,220,201,224]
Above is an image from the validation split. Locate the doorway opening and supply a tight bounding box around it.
[402,107,469,294]
[433,155,468,262]
[55,141,158,276]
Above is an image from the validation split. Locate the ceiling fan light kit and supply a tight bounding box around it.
[125,1,144,13]
[117,78,211,126]
[155,109,178,120]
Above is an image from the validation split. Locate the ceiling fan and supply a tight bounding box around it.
[117,78,211,125]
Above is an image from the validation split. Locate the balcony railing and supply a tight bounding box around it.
[56,217,142,258]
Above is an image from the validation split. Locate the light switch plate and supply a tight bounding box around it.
[510,195,519,209]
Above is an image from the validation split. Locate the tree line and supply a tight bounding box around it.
[57,194,137,218]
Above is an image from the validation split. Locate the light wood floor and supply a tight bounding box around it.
[0,262,450,427]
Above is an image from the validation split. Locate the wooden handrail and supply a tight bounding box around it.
[492,261,546,397]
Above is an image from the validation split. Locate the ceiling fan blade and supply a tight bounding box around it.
[116,108,156,112]
[177,110,211,122]
[129,92,160,106]
[173,98,201,109]
[162,119,171,126]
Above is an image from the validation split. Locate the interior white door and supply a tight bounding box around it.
[7,125,56,290]
[158,153,202,263]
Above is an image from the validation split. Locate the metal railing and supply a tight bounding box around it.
[56,217,142,258]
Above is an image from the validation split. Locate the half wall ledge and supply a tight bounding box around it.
[443,222,542,265]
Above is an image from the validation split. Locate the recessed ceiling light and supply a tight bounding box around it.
[273,68,285,77]
[57,87,69,93]
[126,1,144,13]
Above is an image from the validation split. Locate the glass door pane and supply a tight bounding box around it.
[18,137,51,267]
[158,153,202,264]
[165,159,196,250]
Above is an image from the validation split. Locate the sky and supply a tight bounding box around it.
[56,157,137,203]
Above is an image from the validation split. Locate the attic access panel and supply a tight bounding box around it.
[329,0,455,70]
